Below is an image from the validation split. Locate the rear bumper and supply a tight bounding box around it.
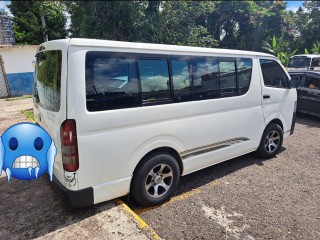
[51,175,94,208]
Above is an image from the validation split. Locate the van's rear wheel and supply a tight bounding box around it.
[131,152,180,207]
[257,123,283,158]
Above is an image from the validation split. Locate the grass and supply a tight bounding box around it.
[5,95,32,101]
[22,109,35,122]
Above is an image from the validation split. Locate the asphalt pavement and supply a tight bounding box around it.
[131,113,320,240]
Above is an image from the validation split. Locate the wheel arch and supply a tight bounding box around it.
[267,118,284,131]
[132,146,184,177]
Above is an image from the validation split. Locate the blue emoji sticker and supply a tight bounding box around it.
[0,122,57,182]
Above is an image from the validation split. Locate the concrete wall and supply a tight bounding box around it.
[0,45,37,96]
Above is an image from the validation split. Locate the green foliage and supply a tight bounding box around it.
[22,109,35,122]
[262,35,297,66]
[66,1,144,41]
[8,0,67,44]
[7,0,320,63]
[0,9,8,15]
[311,42,320,54]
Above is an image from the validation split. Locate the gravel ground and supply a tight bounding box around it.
[132,114,320,240]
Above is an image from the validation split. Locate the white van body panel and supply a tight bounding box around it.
[33,38,296,205]
[259,58,296,134]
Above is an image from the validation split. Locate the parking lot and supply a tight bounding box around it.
[1,97,319,240]
[131,114,320,239]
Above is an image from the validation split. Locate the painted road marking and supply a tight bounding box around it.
[116,199,161,240]
[134,180,220,214]
[202,205,255,240]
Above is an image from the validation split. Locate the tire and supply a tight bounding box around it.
[256,123,283,158]
[131,152,180,207]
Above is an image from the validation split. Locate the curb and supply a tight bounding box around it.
[116,199,160,240]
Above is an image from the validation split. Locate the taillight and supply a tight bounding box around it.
[61,119,79,172]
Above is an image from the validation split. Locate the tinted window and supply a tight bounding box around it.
[193,57,219,100]
[260,59,289,88]
[85,51,254,111]
[35,50,62,112]
[86,52,140,111]
[171,59,193,101]
[311,58,320,68]
[305,75,320,89]
[219,59,236,96]
[237,58,252,94]
[289,74,302,88]
[138,59,170,101]
[288,57,311,68]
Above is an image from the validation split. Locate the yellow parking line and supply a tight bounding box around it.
[116,199,160,240]
[134,180,220,214]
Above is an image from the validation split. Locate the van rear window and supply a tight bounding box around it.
[34,50,62,112]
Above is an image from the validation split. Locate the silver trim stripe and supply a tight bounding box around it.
[180,137,249,160]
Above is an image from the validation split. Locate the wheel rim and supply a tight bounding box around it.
[264,130,280,153]
[145,164,173,198]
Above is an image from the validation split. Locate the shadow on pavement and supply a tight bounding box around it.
[296,112,320,128]
[0,175,115,240]
[126,151,278,210]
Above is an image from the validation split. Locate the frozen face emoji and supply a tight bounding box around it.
[0,122,56,182]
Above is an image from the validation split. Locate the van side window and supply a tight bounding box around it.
[193,57,219,100]
[171,59,193,102]
[305,76,320,89]
[138,59,171,102]
[219,59,237,96]
[259,59,289,88]
[311,58,320,68]
[289,74,302,88]
[35,50,62,112]
[85,51,254,111]
[237,58,252,94]
[85,52,140,111]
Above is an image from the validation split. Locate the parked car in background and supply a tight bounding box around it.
[288,54,320,71]
[289,70,320,117]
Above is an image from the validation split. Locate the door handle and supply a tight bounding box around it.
[263,94,270,99]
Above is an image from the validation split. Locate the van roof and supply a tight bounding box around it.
[42,38,275,58]
[291,54,320,58]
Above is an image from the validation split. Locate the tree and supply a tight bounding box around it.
[66,1,144,41]
[0,9,8,16]
[292,1,320,53]
[8,1,67,44]
[156,1,217,47]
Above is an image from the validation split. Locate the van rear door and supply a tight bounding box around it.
[33,40,69,186]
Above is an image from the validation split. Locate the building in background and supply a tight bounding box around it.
[0,45,37,97]
[0,14,15,45]
[0,14,36,97]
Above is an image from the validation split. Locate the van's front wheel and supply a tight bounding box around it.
[257,123,283,158]
[131,152,180,207]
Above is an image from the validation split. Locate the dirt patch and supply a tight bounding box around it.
[0,97,33,134]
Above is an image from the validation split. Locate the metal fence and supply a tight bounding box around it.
[0,55,10,98]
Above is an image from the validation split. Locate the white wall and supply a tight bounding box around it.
[0,46,37,74]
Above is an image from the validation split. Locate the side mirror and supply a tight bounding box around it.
[290,76,300,89]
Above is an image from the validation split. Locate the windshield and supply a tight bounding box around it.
[288,57,311,69]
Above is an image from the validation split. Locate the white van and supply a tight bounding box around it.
[288,54,320,71]
[33,38,297,208]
